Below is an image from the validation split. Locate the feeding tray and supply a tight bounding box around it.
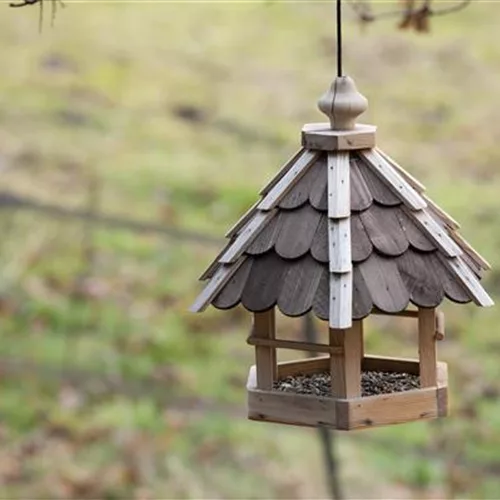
[191,75,492,431]
[247,355,448,430]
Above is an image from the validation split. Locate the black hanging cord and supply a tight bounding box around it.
[336,0,343,77]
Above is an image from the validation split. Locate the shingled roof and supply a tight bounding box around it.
[191,145,493,327]
[191,75,493,329]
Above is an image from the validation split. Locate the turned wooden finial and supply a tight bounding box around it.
[318,76,368,131]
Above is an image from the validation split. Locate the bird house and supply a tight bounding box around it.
[191,74,493,430]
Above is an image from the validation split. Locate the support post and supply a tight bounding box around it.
[329,320,363,398]
[253,310,276,390]
[418,307,438,387]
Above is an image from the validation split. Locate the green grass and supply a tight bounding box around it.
[0,1,500,498]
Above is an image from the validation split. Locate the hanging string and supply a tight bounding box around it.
[336,0,343,77]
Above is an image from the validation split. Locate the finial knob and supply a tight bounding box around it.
[318,76,368,131]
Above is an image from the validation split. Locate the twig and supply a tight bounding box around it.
[0,190,222,246]
[304,314,343,500]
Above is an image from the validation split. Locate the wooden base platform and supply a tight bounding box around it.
[247,355,448,430]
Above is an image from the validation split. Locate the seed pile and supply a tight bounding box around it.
[274,370,420,397]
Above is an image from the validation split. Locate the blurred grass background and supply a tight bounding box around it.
[0,1,500,498]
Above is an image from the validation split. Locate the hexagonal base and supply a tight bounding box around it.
[247,355,448,431]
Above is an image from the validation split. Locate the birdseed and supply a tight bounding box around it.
[273,370,420,397]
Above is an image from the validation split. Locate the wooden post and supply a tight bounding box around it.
[418,308,438,387]
[329,320,363,398]
[253,310,276,390]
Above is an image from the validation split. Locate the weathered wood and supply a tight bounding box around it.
[275,204,322,259]
[354,155,401,206]
[259,148,306,196]
[423,194,460,230]
[375,148,426,193]
[253,311,276,390]
[360,149,427,211]
[418,308,438,388]
[407,209,463,258]
[225,200,260,239]
[352,266,373,320]
[327,151,350,218]
[309,156,328,211]
[213,258,253,309]
[279,159,320,210]
[220,209,277,263]
[329,324,362,398]
[328,218,351,272]
[241,253,288,312]
[278,255,324,317]
[358,253,410,313]
[302,123,376,151]
[360,204,409,257]
[310,215,328,263]
[313,268,330,322]
[435,310,445,341]
[350,213,373,263]
[190,257,247,312]
[437,386,448,417]
[396,209,436,252]
[339,387,439,430]
[445,257,494,307]
[396,250,444,307]
[329,272,352,329]
[448,229,491,271]
[350,156,373,211]
[258,150,318,211]
[245,214,282,255]
[247,336,344,355]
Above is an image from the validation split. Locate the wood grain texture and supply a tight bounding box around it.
[279,158,321,210]
[329,272,353,329]
[448,229,491,271]
[418,308,438,388]
[343,387,438,430]
[301,123,376,151]
[278,255,324,317]
[424,194,460,230]
[358,253,410,313]
[313,268,330,321]
[360,204,409,257]
[437,386,448,417]
[360,149,427,210]
[310,215,329,263]
[253,310,276,390]
[435,310,445,341]
[445,257,494,307]
[225,199,260,239]
[330,328,362,398]
[277,356,329,378]
[396,250,444,308]
[375,148,426,193]
[258,150,318,210]
[213,258,253,309]
[354,154,401,206]
[191,258,247,312]
[352,266,373,319]
[408,209,463,258]
[328,218,352,272]
[220,209,277,263]
[396,209,436,252]
[241,253,288,312]
[350,213,373,263]
[259,148,306,196]
[350,157,373,211]
[275,204,322,259]
[245,214,281,255]
[309,156,328,211]
[327,152,350,219]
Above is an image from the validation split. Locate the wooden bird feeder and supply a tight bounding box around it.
[191,72,493,431]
